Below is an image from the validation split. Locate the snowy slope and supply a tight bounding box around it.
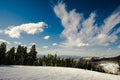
[0,66,120,80]
[100,62,119,74]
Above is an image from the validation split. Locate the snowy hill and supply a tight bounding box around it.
[0,66,120,80]
[99,62,120,74]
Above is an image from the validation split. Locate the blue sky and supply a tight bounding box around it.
[0,0,120,57]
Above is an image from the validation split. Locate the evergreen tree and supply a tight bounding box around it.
[42,55,47,66]
[53,54,57,66]
[0,43,7,64]
[15,45,22,65]
[20,46,28,65]
[28,44,37,65]
[22,47,28,65]
[65,58,72,67]
[6,47,15,65]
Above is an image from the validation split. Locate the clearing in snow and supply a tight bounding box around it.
[0,66,120,80]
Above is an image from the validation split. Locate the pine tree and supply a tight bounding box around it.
[15,45,22,65]
[28,44,37,65]
[22,47,28,65]
[53,54,57,66]
[0,43,7,64]
[6,47,15,65]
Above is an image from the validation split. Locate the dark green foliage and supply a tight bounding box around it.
[37,54,104,73]
[28,44,37,65]
[15,45,28,65]
[21,47,28,65]
[0,43,7,64]
[15,45,22,65]
[0,43,38,66]
[64,58,74,67]
[6,47,15,65]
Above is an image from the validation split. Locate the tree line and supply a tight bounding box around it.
[0,43,37,65]
[38,54,105,72]
[0,43,105,73]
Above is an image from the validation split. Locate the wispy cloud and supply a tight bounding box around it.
[54,2,120,48]
[43,35,50,40]
[52,43,57,46]
[30,42,36,45]
[14,41,22,45]
[0,39,10,44]
[37,47,120,57]
[0,22,47,38]
[42,46,48,49]
[0,30,3,33]
[118,45,120,48]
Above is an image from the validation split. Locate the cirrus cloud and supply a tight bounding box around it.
[54,2,120,48]
[0,39,10,44]
[14,41,22,45]
[42,46,48,49]
[52,43,57,46]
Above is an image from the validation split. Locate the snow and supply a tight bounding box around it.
[100,62,119,74]
[0,66,120,80]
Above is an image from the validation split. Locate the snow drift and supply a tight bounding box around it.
[0,66,120,80]
[100,62,119,74]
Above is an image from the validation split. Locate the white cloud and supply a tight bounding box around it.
[43,35,50,40]
[30,42,36,45]
[0,30,3,33]
[77,43,89,47]
[14,41,27,47]
[37,47,120,57]
[42,46,48,49]
[0,22,47,38]
[14,41,22,45]
[52,43,57,46]
[0,39,10,44]
[54,3,120,48]
[118,45,120,48]
[26,42,37,52]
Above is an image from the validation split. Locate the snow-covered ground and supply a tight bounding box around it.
[0,66,120,80]
[100,62,119,74]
